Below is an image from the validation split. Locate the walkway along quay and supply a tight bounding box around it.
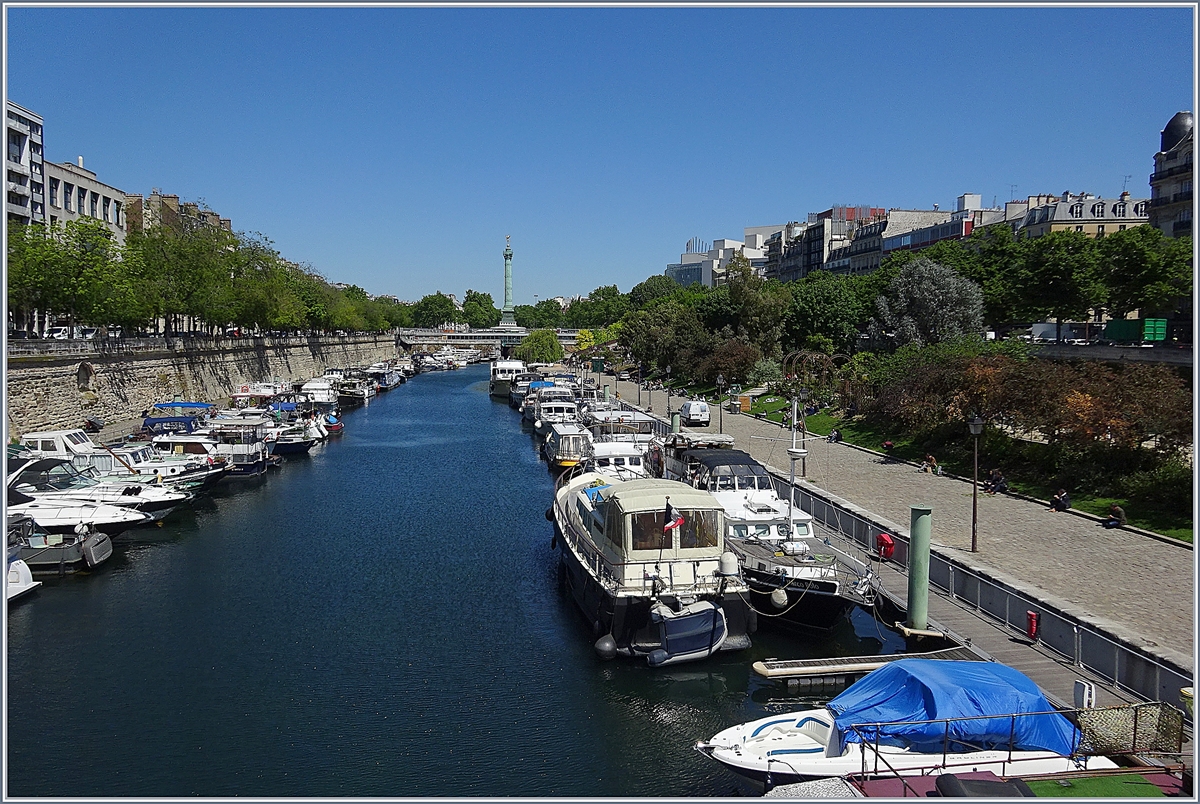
[603,375,1194,713]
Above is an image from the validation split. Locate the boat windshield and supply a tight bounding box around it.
[630,509,719,550]
[21,462,97,491]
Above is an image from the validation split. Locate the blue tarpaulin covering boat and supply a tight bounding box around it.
[826,659,1080,757]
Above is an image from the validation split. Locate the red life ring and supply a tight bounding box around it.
[876,533,895,560]
[239,384,250,393]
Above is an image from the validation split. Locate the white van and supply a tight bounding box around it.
[679,400,711,427]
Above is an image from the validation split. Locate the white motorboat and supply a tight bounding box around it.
[551,473,756,666]
[6,531,41,601]
[695,659,1118,790]
[671,447,874,631]
[489,359,526,397]
[6,457,192,522]
[543,423,592,470]
[8,512,113,575]
[587,441,650,482]
[16,428,229,491]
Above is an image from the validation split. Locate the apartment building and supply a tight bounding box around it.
[665,227,780,287]
[6,101,45,225]
[1148,110,1193,240]
[125,189,232,234]
[1015,191,1148,239]
[45,157,127,245]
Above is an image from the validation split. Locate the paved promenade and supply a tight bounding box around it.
[608,379,1195,672]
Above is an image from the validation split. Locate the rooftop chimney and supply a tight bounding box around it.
[1120,191,1131,201]
[77,156,84,168]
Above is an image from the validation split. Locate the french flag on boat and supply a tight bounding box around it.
[663,499,685,532]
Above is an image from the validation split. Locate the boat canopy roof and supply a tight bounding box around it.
[599,478,719,514]
[550,423,590,437]
[685,450,764,470]
[661,432,736,449]
[826,659,1080,757]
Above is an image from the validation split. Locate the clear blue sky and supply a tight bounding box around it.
[6,6,1194,304]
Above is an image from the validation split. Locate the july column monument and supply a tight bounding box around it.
[499,235,517,327]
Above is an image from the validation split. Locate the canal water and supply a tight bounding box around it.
[7,364,904,797]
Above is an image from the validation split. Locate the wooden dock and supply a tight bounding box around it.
[753,645,982,680]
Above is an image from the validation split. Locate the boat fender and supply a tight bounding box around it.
[646,649,669,667]
[545,507,555,522]
[770,588,789,609]
[875,532,895,560]
[594,634,617,661]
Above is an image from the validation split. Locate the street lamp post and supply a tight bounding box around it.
[637,364,643,407]
[969,415,984,553]
[665,365,672,415]
[716,373,725,433]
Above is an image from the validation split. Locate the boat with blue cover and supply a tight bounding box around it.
[142,402,217,435]
[694,659,1118,789]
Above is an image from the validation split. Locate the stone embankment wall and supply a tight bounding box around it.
[6,334,398,437]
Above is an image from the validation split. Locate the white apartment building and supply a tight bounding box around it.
[6,101,45,225]
[45,157,127,245]
[665,226,781,287]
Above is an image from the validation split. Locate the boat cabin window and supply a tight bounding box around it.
[39,440,57,451]
[731,523,775,540]
[602,506,621,550]
[630,509,719,550]
[66,432,91,446]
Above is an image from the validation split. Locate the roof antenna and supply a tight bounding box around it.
[1122,175,1132,193]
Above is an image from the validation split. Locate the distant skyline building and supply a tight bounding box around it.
[6,100,45,225]
[125,188,232,234]
[1148,110,1193,240]
[45,156,128,245]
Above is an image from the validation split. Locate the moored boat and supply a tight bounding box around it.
[6,532,41,601]
[551,473,755,666]
[8,512,114,573]
[694,659,1118,790]
[489,359,526,397]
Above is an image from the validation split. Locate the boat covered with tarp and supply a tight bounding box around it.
[695,659,1117,789]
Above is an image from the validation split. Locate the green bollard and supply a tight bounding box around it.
[603,385,610,402]
[907,505,932,632]
[671,413,681,434]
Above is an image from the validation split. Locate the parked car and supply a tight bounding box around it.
[8,330,35,339]
[679,400,711,427]
[618,370,631,381]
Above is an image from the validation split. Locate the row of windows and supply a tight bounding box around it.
[47,177,122,225]
[6,112,43,135]
[1067,201,1146,219]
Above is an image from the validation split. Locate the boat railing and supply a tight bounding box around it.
[845,700,1186,781]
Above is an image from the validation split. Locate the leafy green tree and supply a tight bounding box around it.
[411,293,460,328]
[961,225,1027,328]
[694,284,737,335]
[514,328,564,363]
[574,328,595,351]
[699,338,761,385]
[725,252,792,359]
[783,270,864,354]
[1016,230,1102,340]
[1096,226,1193,316]
[629,275,680,309]
[869,258,984,348]
[462,289,501,329]
[563,285,629,327]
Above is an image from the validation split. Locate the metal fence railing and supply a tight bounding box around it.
[607,396,1192,710]
[782,478,1193,712]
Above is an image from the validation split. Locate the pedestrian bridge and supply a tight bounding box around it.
[396,327,578,350]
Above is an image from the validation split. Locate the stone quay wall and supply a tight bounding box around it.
[6,334,399,438]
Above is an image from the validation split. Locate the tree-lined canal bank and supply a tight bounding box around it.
[7,364,903,797]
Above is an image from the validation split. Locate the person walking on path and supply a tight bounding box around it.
[1049,489,1071,512]
[1101,504,1127,529]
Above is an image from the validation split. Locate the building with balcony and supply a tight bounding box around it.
[1015,191,1148,239]
[1148,110,1193,240]
[776,205,885,282]
[6,101,45,225]
[45,157,128,245]
[847,207,954,274]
